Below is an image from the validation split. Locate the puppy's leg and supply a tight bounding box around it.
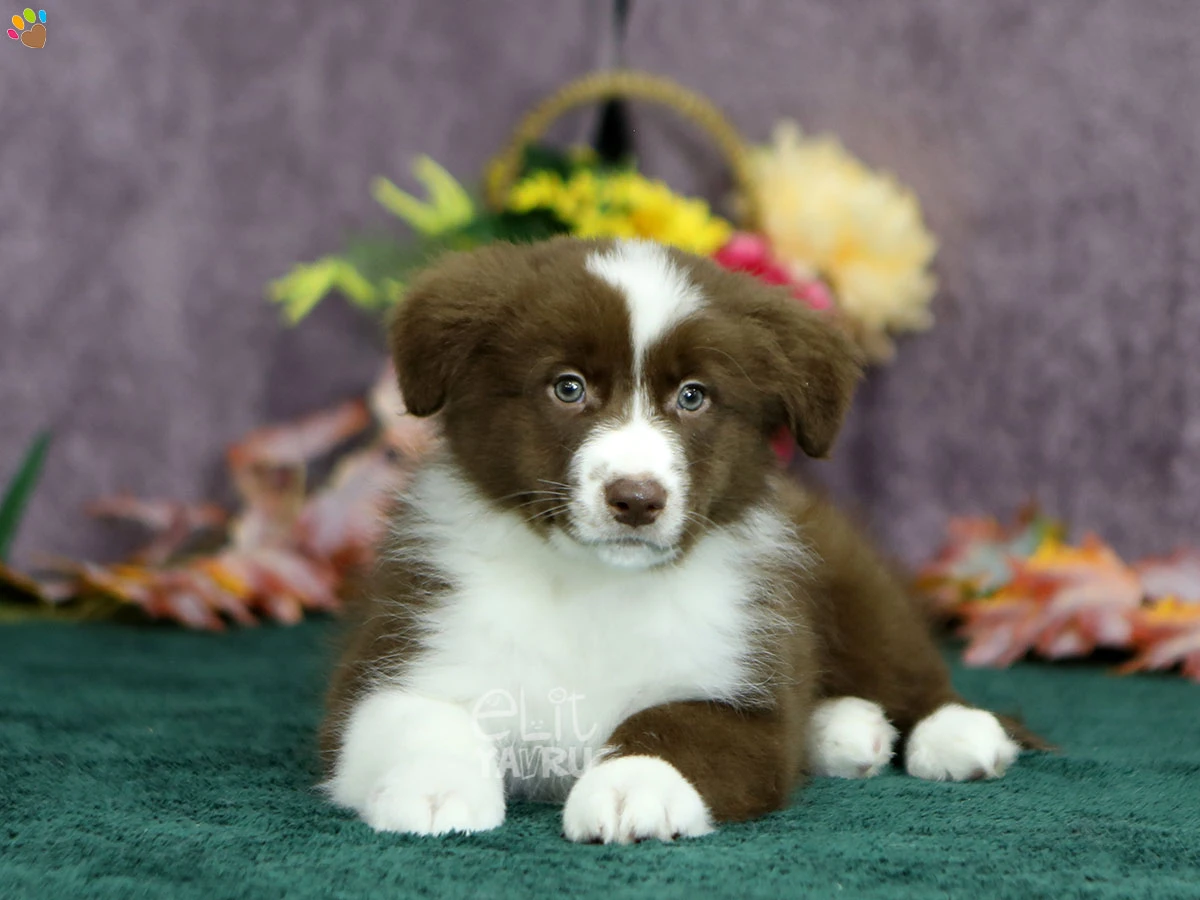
[562,700,803,843]
[803,500,1028,781]
[325,690,505,835]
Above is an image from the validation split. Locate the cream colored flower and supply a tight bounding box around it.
[748,121,938,361]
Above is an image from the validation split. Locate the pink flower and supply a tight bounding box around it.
[789,278,835,313]
[712,233,833,312]
[770,426,796,469]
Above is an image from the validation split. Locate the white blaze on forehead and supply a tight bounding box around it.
[570,240,699,568]
[585,240,703,366]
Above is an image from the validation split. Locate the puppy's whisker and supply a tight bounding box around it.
[496,489,569,503]
[512,492,569,507]
[527,504,571,523]
[497,495,571,515]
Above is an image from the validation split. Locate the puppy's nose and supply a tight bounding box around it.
[605,478,667,528]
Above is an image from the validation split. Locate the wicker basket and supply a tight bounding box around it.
[483,69,759,231]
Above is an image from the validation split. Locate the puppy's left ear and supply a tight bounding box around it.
[754,296,864,459]
[389,246,507,416]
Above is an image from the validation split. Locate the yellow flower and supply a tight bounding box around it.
[748,121,938,361]
[573,208,638,240]
[506,169,732,256]
[508,171,565,214]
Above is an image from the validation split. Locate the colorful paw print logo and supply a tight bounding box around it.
[7,8,46,48]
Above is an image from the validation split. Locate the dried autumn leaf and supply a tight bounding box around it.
[369,364,442,459]
[1120,598,1200,681]
[917,511,1060,613]
[60,541,346,631]
[226,398,371,469]
[227,397,375,550]
[1022,536,1142,654]
[297,446,403,569]
[954,538,1142,668]
[925,506,1200,680]
[233,546,340,612]
[957,571,1063,667]
[0,560,73,604]
[137,567,252,631]
[229,461,307,550]
[1136,550,1200,603]
[74,562,157,609]
[6,361,445,630]
[87,495,228,564]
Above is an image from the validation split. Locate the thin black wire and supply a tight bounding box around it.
[592,0,635,163]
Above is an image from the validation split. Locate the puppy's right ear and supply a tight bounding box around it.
[389,248,501,417]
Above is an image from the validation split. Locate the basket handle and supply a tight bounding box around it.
[484,69,758,229]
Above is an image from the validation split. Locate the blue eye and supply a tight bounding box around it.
[554,375,586,403]
[677,383,707,412]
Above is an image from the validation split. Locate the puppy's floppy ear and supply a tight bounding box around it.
[389,247,506,416]
[753,292,863,459]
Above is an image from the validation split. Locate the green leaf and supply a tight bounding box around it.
[268,258,342,324]
[0,431,51,563]
[371,158,475,236]
[411,157,475,229]
[450,209,570,245]
[269,256,393,323]
[330,261,378,310]
[342,234,423,287]
[519,144,577,180]
[494,209,573,242]
[380,278,406,305]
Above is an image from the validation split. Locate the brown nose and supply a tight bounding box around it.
[605,478,667,527]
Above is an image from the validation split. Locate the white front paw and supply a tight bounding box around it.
[905,703,1020,782]
[808,696,898,778]
[562,755,713,844]
[363,752,505,835]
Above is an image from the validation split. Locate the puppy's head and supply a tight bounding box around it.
[392,237,861,570]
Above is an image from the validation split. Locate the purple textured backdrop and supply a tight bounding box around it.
[625,0,1200,561]
[1,0,1196,567]
[0,0,608,564]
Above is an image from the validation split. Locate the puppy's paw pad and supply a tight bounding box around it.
[363,754,505,835]
[562,755,713,844]
[809,696,898,778]
[905,704,1019,782]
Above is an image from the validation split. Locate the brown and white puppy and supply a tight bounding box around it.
[320,237,1032,843]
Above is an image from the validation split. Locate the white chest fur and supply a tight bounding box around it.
[385,466,799,798]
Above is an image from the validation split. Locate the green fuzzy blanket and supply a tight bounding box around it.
[3,622,1199,900]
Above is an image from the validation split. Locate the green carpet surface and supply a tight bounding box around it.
[2,621,1199,900]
